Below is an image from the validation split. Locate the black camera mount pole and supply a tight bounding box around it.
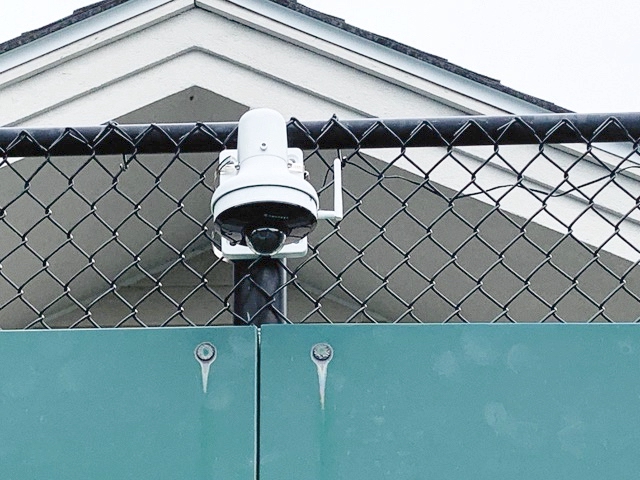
[232,258,287,326]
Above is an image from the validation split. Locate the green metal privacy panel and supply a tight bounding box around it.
[260,324,640,479]
[0,327,257,479]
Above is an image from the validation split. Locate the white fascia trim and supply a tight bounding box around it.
[0,0,192,74]
[212,0,554,115]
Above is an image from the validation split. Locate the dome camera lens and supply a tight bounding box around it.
[246,227,287,256]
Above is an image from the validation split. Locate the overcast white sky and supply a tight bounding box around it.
[1,0,638,113]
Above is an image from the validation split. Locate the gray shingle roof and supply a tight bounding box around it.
[0,0,130,55]
[0,0,570,113]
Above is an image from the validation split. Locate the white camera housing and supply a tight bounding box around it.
[213,147,314,259]
[210,109,342,261]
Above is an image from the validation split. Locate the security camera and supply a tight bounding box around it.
[211,108,342,260]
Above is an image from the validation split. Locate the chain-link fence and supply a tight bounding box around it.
[1,113,640,328]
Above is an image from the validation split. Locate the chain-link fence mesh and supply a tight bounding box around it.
[1,114,640,328]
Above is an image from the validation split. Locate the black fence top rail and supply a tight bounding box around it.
[1,112,639,157]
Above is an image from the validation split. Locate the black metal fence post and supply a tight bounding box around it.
[232,258,287,326]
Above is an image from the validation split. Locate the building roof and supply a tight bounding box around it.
[0,0,570,113]
[0,0,130,55]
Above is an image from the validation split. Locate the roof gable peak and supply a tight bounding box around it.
[0,0,568,113]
